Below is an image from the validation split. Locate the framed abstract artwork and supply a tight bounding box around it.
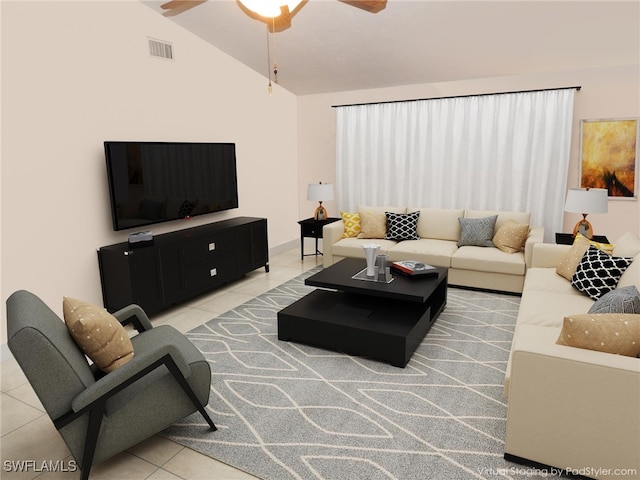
[579,117,639,199]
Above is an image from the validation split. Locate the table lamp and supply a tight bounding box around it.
[564,188,608,239]
[307,182,334,220]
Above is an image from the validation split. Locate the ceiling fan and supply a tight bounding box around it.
[160,0,387,32]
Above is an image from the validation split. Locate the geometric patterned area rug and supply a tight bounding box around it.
[164,268,565,480]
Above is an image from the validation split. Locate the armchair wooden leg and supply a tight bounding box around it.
[196,404,218,431]
[79,402,105,480]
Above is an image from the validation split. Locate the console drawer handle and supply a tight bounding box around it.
[209,242,216,252]
[210,268,217,277]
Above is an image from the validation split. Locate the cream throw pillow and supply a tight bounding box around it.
[358,209,387,238]
[618,253,639,288]
[340,211,361,238]
[556,234,592,280]
[613,232,640,258]
[492,220,529,254]
[556,313,640,357]
[357,206,406,239]
[63,297,134,372]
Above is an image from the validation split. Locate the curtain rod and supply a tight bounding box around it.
[331,85,581,108]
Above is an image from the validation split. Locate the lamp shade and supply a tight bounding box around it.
[564,188,608,214]
[307,183,334,202]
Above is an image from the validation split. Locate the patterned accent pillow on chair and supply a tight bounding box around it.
[571,246,633,300]
[63,297,135,372]
[385,211,420,240]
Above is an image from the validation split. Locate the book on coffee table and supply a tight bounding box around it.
[391,260,438,277]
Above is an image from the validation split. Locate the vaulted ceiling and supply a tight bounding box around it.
[143,1,640,95]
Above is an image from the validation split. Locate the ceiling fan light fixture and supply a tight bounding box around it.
[238,0,303,18]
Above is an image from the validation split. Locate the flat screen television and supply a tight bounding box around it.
[104,141,239,231]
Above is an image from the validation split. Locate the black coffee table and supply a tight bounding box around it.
[277,258,448,367]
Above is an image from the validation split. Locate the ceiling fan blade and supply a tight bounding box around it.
[160,0,207,17]
[338,0,387,14]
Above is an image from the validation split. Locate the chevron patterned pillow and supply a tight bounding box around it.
[457,215,497,247]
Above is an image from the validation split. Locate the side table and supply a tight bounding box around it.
[555,233,610,245]
[298,217,341,260]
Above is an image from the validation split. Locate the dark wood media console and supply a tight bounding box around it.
[98,217,268,316]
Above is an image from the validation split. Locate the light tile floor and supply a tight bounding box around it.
[1,247,321,479]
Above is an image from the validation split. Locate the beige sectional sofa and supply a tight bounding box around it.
[322,207,543,293]
[504,232,640,479]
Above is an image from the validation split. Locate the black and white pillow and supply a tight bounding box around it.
[588,285,640,314]
[385,211,420,240]
[571,246,633,300]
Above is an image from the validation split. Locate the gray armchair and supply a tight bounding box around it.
[6,290,216,480]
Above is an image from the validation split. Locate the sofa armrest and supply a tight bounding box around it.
[505,344,640,478]
[530,242,571,268]
[523,226,544,268]
[322,220,345,267]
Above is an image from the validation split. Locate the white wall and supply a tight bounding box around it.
[3,1,639,354]
[298,65,640,241]
[1,1,299,348]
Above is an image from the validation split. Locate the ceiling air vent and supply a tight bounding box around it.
[148,38,174,60]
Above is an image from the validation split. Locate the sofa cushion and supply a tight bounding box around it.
[388,238,458,268]
[588,285,640,314]
[409,207,464,241]
[451,245,525,275]
[518,268,595,327]
[357,205,406,239]
[63,297,134,373]
[385,211,420,240]
[457,215,497,247]
[492,220,529,253]
[556,313,640,357]
[556,234,591,280]
[613,231,640,258]
[332,237,398,259]
[571,246,633,300]
[340,211,361,238]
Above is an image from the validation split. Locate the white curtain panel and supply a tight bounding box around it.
[335,89,575,242]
